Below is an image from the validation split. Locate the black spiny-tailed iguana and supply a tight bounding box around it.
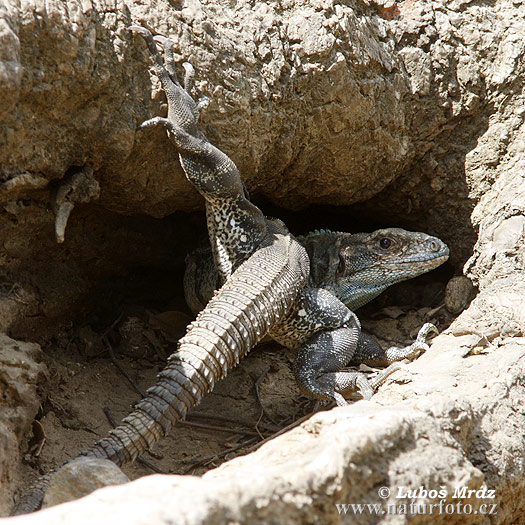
[12,27,449,514]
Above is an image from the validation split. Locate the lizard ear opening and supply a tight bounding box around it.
[335,253,346,278]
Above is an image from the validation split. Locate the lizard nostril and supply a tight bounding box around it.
[429,240,440,252]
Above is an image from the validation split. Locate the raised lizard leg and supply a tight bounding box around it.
[130,26,267,278]
[129,27,184,108]
[151,35,211,116]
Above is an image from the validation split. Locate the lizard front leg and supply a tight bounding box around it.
[294,325,375,405]
[348,323,438,368]
[278,288,431,405]
[294,330,413,405]
[272,288,377,404]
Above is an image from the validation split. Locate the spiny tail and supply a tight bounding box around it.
[12,232,308,514]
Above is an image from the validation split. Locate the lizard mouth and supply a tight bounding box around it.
[384,251,450,274]
[396,251,449,266]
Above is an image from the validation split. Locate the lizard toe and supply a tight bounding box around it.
[127,25,152,38]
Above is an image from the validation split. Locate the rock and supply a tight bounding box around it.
[399,46,433,96]
[0,335,47,512]
[42,458,130,509]
[445,276,475,315]
[0,0,411,216]
[6,339,525,524]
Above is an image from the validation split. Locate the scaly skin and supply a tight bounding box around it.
[12,28,449,514]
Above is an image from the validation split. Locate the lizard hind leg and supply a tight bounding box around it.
[129,26,199,134]
[152,34,179,85]
[128,26,177,92]
[151,35,207,121]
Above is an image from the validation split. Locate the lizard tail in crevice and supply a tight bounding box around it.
[12,230,308,515]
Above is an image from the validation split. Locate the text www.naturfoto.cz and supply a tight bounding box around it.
[336,502,498,516]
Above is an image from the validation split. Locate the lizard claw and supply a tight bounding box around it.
[416,322,439,342]
[152,35,169,45]
[382,323,439,363]
[370,362,407,389]
[127,25,153,38]
[333,392,349,406]
[402,324,439,360]
[404,341,430,360]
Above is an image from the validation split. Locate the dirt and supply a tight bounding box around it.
[13,316,310,491]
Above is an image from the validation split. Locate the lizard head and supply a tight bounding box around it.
[302,228,449,311]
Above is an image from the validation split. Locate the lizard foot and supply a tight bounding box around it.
[152,34,181,88]
[296,368,378,406]
[383,322,439,363]
[336,362,407,403]
[128,25,204,133]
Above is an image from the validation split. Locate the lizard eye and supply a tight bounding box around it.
[336,253,346,277]
[379,237,393,249]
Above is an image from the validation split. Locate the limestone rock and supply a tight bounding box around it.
[0,0,411,216]
[5,339,525,524]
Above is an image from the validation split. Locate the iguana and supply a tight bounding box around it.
[12,27,449,514]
